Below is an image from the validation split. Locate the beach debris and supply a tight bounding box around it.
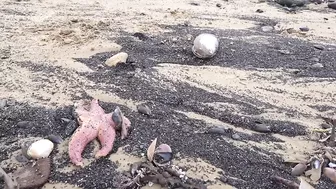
[153,144,173,167]
[68,99,131,166]
[314,117,336,147]
[147,138,157,162]
[0,166,18,189]
[305,158,323,182]
[270,176,299,188]
[137,104,151,116]
[12,158,51,189]
[121,161,206,189]
[323,167,336,183]
[192,33,219,59]
[47,134,64,144]
[299,178,315,189]
[26,139,54,159]
[146,138,173,167]
[105,52,128,67]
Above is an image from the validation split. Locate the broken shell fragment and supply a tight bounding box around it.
[291,163,307,176]
[27,139,54,159]
[192,33,219,59]
[147,138,158,162]
[153,144,173,166]
[323,167,336,183]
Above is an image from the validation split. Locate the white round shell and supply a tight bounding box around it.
[192,33,219,59]
[27,139,54,159]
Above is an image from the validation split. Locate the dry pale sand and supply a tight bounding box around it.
[1,0,336,188]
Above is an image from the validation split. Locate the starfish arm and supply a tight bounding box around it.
[95,124,116,158]
[68,124,98,166]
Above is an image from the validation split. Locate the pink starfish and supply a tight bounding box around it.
[68,99,131,167]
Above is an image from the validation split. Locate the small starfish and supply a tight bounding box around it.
[68,99,131,167]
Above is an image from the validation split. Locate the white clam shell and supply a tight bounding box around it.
[27,139,54,159]
[192,33,219,59]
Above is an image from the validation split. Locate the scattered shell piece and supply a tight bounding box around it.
[292,163,307,176]
[305,158,323,182]
[328,162,336,168]
[27,139,54,159]
[323,167,336,183]
[147,138,157,162]
[137,104,151,116]
[13,158,51,189]
[105,52,128,67]
[153,144,173,166]
[47,134,63,144]
[192,33,219,59]
[299,178,315,189]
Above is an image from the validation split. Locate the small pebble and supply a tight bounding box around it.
[256,9,264,13]
[17,121,31,128]
[311,63,324,68]
[133,32,148,41]
[253,123,271,133]
[137,104,151,116]
[47,134,64,144]
[310,57,320,62]
[207,127,227,134]
[278,50,291,55]
[232,133,241,140]
[314,45,324,50]
[61,118,71,123]
[216,3,222,7]
[0,99,6,108]
[299,27,309,32]
[261,26,273,32]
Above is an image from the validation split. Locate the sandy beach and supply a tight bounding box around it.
[0,0,336,188]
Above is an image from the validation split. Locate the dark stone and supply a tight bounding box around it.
[328,2,336,9]
[276,0,306,7]
[47,134,63,144]
[17,121,31,128]
[133,32,149,41]
[256,9,264,13]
